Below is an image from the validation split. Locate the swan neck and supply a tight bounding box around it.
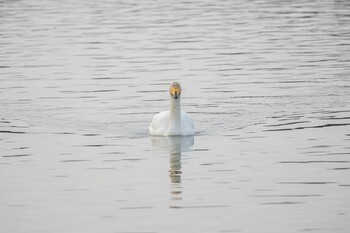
[170,98,181,123]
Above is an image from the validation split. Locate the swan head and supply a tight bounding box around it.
[169,82,182,100]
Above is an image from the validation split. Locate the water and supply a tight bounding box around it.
[1,0,350,232]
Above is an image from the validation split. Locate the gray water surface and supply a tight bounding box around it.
[1,0,350,233]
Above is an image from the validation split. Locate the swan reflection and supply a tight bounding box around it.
[151,136,194,201]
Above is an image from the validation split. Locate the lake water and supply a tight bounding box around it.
[1,0,350,232]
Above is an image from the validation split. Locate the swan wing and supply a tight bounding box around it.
[181,111,195,135]
[149,111,170,136]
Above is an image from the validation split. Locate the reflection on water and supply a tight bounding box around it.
[151,136,194,202]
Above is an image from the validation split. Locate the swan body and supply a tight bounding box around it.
[149,82,195,136]
[149,111,194,136]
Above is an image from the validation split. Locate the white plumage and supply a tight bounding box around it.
[149,82,195,136]
[149,111,194,136]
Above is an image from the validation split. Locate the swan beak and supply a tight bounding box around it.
[170,83,181,99]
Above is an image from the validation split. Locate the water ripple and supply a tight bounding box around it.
[1,0,350,232]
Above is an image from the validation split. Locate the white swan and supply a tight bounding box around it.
[149,82,195,136]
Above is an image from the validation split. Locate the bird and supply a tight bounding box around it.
[149,82,195,136]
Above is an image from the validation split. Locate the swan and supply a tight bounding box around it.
[149,82,195,136]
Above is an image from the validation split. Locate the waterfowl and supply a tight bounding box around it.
[149,82,195,136]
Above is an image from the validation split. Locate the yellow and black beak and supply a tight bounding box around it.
[174,90,178,99]
[170,86,180,99]
[170,82,182,100]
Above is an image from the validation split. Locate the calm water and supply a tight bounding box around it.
[1,0,350,232]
